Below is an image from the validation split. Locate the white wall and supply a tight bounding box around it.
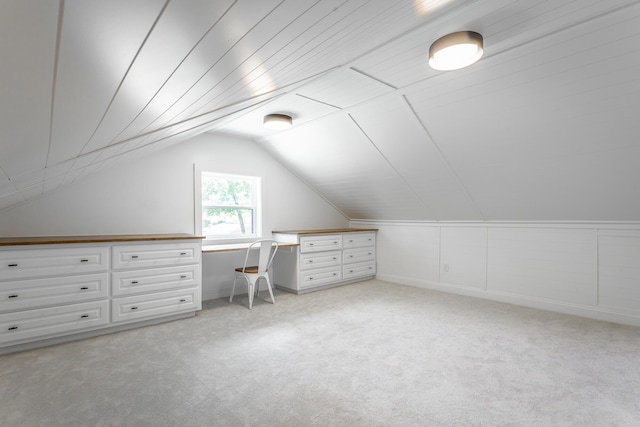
[353,220,640,327]
[0,133,349,299]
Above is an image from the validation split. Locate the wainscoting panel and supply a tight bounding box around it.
[375,224,440,286]
[353,220,640,327]
[598,235,640,315]
[440,227,487,289]
[487,228,596,305]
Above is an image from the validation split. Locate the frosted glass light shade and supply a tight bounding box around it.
[429,31,483,71]
[263,114,293,130]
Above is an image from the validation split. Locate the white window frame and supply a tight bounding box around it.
[195,168,262,244]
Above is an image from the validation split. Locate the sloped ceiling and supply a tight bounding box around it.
[2,0,640,221]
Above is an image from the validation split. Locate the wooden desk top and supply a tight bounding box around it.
[202,242,298,253]
[272,228,377,235]
[0,233,204,247]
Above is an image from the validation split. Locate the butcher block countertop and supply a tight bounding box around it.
[0,233,205,247]
[272,228,377,235]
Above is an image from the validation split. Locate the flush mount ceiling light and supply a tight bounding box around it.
[263,113,293,130]
[429,31,483,71]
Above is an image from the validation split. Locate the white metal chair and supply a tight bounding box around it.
[230,239,279,309]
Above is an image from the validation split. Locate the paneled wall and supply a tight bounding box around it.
[0,133,349,300]
[354,220,640,327]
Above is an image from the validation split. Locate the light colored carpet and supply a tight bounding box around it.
[1,279,639,426]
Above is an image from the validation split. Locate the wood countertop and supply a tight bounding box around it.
[0,233,205,247]
[272,228,377,235]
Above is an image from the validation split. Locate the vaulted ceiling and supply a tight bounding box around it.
[2,0,640,220]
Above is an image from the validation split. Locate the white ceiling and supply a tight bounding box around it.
[2,0,640,220]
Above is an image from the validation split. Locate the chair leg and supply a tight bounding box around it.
[264,275,275,305]
[248,281,255,310]
[230,275,237,303]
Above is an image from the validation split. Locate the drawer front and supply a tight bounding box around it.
[112,265,200,297]
[112,242,201,270]
[0,300,109,345]
[112,288,200,323]
[0,247,109,280]
[0,273,109,313]
[343,248,375,265]
[300,251,341,271]
[299,235,342,253]
[300,267,342,289]
[343,232,376,249]
[343,261,376,280]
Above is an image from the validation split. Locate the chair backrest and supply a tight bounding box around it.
[242,239,279,274]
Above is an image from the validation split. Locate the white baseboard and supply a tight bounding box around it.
[376,274,640,328]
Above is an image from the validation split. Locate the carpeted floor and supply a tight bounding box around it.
[1,279,639,426]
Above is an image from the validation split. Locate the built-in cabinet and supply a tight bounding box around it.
[273,229,376,293]
[0,234,202,353]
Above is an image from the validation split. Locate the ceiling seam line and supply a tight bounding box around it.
[293,94,342,110]
[44,0,65,174]
[142,0,290,135]
[75,0,171,157]
[347,113,437,219]
[37,66,336,172]
[349,67,397,90]
[400,95,487,221]
[104,0,240,149]
[187,0,328,119]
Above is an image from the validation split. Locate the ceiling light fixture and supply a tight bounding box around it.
[429,31,484,71]
[263,113,293,130]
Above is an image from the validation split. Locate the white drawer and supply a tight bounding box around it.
[0,300,109,345]
[300,267,342,289]
[343,247,376,265]
[112,242,200,270]
[299,235,342,253]
[0,247,109,280]
[112,288,200,323]
[343,261,376,280]
[0,273,109,313]
[343,232,376,249]
[112,265,199,297]
[300,250,341,271]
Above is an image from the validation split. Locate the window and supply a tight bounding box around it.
[200,172,261,240]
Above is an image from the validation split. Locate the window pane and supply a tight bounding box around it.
[202,207,254,236]
[202,175,252,206]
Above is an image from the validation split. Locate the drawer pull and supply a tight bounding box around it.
[333,273,337,276]
[8,294,19,299]
[179,299,187,303]
[309,243,314,246]
[131,255,139,259]
[349,240,353,243]
[180,275,187,279]
[333,241,338,244]
[131,306,138,310]
[180,252,187,256]
[308,260,313,263]
[309,277,314,280]
[333,257,337,260]
[349,255,354,258]
[81,314,89,319]
[80,287,89,290]
[8,263,18,267]
[8,326,18,331]
[131,281,139,284]
[80,259,89,263]
[349,270,354,273]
